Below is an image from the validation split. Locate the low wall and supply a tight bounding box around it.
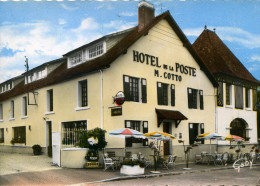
[61,148,87,168]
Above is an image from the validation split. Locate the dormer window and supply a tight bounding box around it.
[70,51,83,66]
[25,67,47,84]
[67,42,106,69]
[89,43,104,59]
[0,81,14,94]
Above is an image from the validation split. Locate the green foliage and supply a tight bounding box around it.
[77,127,107,150]
[120,159,145,168]
[32,144,42,155]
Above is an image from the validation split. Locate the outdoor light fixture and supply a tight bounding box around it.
[29,125,31,131]
[6,128,8,132]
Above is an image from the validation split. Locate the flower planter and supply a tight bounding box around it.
[120,165,145,176]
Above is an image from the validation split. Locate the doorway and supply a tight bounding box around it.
[46,121,52,157]
[163,122,171,155]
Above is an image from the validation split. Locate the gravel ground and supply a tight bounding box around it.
[0,151,61,175]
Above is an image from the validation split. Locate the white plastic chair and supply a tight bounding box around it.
[162,155,176,169]
[103,155,115,171]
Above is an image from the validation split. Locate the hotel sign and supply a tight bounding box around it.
[133,50,196,82]
[111,107,122,116]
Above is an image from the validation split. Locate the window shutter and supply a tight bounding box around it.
[171,84,175,106]
[157,82,162,105]
[187,88,192,108]
[200,90,204,110]
[141,78,147,103]
[123,75,130,101]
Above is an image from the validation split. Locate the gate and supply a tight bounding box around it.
[52,132,61,166]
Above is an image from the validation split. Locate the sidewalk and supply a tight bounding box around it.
[0,152,259,185]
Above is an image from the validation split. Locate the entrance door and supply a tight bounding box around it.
[46,121,52,157]
[163,123,171,155]
[189,123,199,144]
[52,132,61,167]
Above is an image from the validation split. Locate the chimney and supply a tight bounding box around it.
[138,1,155,31]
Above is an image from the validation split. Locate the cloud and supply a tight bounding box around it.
[183,26,260,49]
[0,17,103,83]
[119,12,136,17]
[104,20,136,31]
[58,19,67,25]
[250,55,260,63]
[60,4,78,11]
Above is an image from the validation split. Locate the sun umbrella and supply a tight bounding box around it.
[108,128,146,156]
[197,133,222,153]
[144,131,175,141]
[224,135,245,141]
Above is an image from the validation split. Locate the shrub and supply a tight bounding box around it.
[32,144,42,155]
[120,159,145,168]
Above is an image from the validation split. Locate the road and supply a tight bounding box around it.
[94,166,260,186]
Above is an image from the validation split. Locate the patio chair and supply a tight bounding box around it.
[222,152,229,166]
[103,155,115,171]
[162,155,176,169]
[215,154,223,165]
[107,151,120,169]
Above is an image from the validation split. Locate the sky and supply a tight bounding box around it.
[0,0,260,84]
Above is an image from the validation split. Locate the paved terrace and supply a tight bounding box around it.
[0,152,259,185]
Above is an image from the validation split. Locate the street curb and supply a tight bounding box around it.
[73,163,260,185]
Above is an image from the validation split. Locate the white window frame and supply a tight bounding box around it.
[0,103,3,121]
[88,42,105,60]
[46,89,54,115]
[10,100,14,120]
[75,80,89,111]
[68,51,84,68]
[21,96,27,118]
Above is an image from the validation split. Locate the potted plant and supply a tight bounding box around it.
[120,159,145,176]
[32,144,42,155]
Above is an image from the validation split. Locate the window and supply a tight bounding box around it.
[217,82,223,106]
[226,83,232,105]
[10,100,14,119]
[123,75,147,103]
[125,120,148,147]
[47,89,53,112]
[89,43,104,59]
[157,82,175,106]
[230,119,248,141]
[157,82,168,105]
[62,120,87,148]
[235,85,243,109]
[189,123,204,144]
[187,88,203,109]
[0,104,3,120]
[78,80,88,107]
[13,126,26,144]
[69,51,83,66]
[245,88,251,108]
[0,128,4,143]
[25,68,47,84]
[22,96,27,117]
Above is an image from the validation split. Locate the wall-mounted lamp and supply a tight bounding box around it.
[6,128,8,132]
[29,125,31,131]
[43,117,49,121]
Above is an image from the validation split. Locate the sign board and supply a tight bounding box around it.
[111,107,122,116]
